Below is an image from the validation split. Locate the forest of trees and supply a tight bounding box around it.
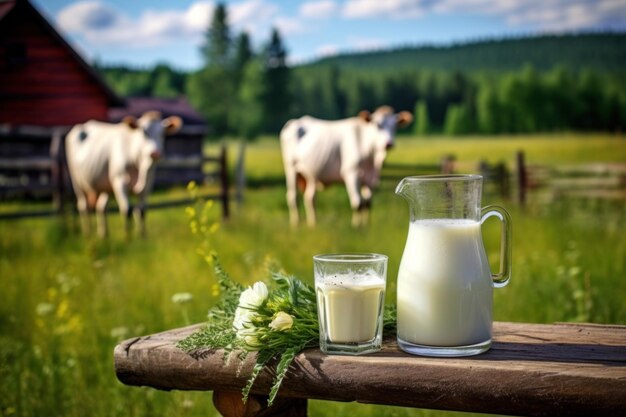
[97,6,626,138]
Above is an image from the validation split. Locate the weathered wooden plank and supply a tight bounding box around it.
[0,157,54,170]
[114,322,626,417]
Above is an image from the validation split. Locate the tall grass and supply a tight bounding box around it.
[1,134,625,417]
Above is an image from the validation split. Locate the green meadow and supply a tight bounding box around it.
[1,134,625,417]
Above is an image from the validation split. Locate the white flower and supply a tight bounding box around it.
[110,326,129,339]
[36,302,55,316]
[242,332,260,348]
[233,307,255,331]
[269,312,294,331]
[233,308,261,349]
[171,292,193,304]
[238,282,268,309]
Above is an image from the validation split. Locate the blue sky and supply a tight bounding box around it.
[33,0,626,71]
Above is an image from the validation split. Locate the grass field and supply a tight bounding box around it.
[1,134,625,417]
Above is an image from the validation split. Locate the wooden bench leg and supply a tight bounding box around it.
[213,391,307,417]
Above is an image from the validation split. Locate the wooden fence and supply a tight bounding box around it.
[380,150,626,205]
[480,151,626,204]
[0,126,230,220]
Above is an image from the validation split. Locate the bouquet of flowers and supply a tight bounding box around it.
[177,258,320,405]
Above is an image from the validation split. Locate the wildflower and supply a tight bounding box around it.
[172,292,193,305]
[569,266,582,277]
[238,282,268,309]
[269,312,293,331]
[36,302,54,316]
[233,307,261,349]
[185,206,196,219]
[210,283,220,297]
[110,326,129,339]
[190,220,198,234]
[233,307,256,332]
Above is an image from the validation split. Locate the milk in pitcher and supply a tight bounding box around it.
[397,219,493,348]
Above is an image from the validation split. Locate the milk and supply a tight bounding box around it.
[397,219,493,347]
[317,273,385,343]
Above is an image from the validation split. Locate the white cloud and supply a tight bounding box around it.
[342,0,425,19]
[300,1,337,19]
[316,44,339,56]
[274,17,306,36]
[496,0,626,32]
[57,0,214,47]
[184,2,215,34]
[55,0,295,49]
[57,1,124,35]
[347,36,386,51]
[341,0,626,32]
[230,0,279,36]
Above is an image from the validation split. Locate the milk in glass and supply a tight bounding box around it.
[314,253,388,355]
[317,273,385,343]
[397,219,493,347]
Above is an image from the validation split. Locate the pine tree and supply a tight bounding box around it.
[234,59,267,139]
[262,28,291,133]
[188,2,235,136]
[202,3,231,68]
[414,100,429,135]
[233,32,253,85]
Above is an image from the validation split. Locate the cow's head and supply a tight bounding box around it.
[358,106,413,151]
[122,111,183,194]
[356,106,412,188]
[122,111,183,161]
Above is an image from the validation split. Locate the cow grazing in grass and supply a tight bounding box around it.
[65,111,182,238]
[280,106,413,227]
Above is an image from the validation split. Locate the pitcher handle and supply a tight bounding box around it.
[481,205,512,288]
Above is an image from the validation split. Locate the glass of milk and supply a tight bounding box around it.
[313,253,388,355]
[395,175,511,357]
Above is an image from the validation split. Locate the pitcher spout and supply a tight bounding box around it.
[395,177,413,200]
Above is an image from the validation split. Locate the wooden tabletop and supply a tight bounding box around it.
[114,321,626,417]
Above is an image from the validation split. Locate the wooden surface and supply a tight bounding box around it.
[114,321,626,417]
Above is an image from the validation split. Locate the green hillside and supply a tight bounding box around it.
[99,32,626,135]
[304,33,626,73]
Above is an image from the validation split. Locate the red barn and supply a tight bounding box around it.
[0,0,213,205]
[0,0,123,126]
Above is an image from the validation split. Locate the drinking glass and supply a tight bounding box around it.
[314,253,388,355]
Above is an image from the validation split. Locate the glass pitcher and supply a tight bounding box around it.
[395,175,511,357]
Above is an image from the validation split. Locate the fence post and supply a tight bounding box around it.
[440,154,455,174]
[235,140,246,206]
[50,129,65,213]
[220,144,230,219]
[516,151,527,205]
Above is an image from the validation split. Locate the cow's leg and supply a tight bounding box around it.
[359,185,373,226]
[285,171,299,227]
[111,176,131,238]
[95,192,109,238]
[303,177,317,228]
[342,170,363,227]
[133,194,147,238]
[74,190,91,236]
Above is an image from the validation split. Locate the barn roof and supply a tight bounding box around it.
[0,0,123,107]
[109,97,208,134]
